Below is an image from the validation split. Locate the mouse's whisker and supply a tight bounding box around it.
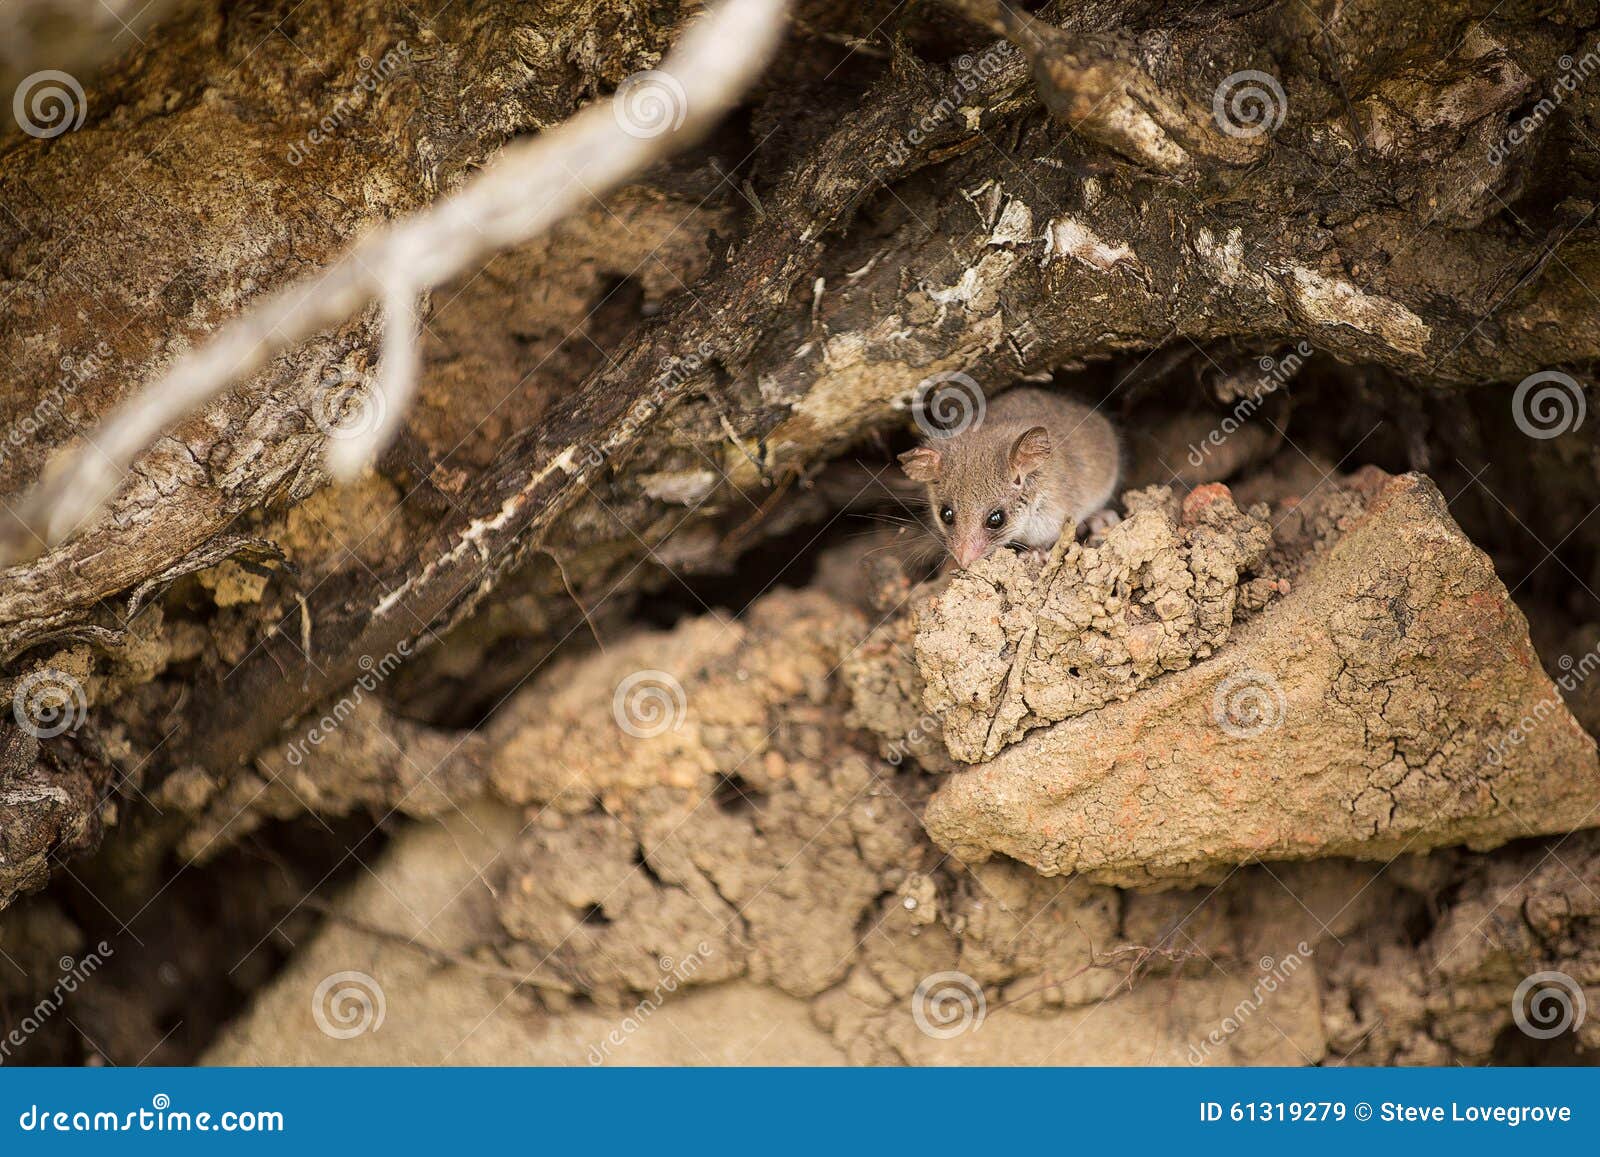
[847,511,923,529]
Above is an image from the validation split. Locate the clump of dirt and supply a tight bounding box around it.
[176,695,489,860]
[913,470,1600,884]
[846,482,1281,765]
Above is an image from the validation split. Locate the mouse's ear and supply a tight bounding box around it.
[897,446,943,482]
[1009,426,1052,479]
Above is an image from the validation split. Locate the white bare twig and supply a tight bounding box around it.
[5,0,789,563]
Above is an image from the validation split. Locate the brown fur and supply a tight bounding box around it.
[896,388,1120,568]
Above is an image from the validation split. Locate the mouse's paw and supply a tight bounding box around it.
[1083,508,1121,545]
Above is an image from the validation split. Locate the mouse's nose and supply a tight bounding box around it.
[953,539,985,568]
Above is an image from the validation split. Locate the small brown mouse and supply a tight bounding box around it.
[897,387,1120,569]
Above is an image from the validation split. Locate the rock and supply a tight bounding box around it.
[203,802,850,1066]
[180,694,489,861]
[1326,832,1600,1065]
[185,476,1600,1063]
[920,472,1600,884]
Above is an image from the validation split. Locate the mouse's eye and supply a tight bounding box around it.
[939,504,955,526]
[986,508,1006,530]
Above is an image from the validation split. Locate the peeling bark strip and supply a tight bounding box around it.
[177,497,1600,1063]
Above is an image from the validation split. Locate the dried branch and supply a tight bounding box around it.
[303,897,562,991]
[988,941,1215,1015]
[0,0,790,564]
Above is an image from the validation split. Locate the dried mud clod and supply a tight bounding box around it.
[848,482,1281,766]
[906,471,1600,884]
